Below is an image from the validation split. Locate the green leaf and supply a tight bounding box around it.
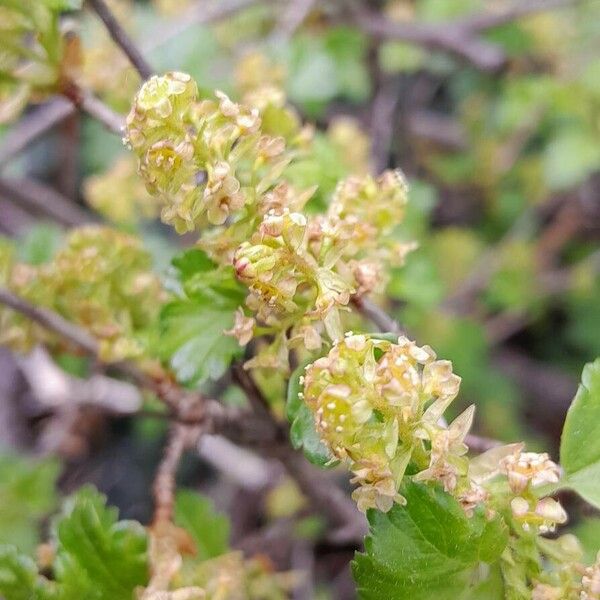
[560,358,600,508]
[287,361,337,468]
[174,489,230,561]
[352,481,508,600]
[0,454,59,554]
[52,486,148,599]
[0,545,54,600]
[159,249,246,385]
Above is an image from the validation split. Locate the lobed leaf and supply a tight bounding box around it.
[159,249,246,385]
[352,481,508,600]
[52,486,148,599]
[560,358,600,508]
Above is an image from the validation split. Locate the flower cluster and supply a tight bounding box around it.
[582,554,600,600]
[125,72,295,234]
[0,226,165,362]
[302,334,463,512]
[126,72,413,370]
[0,0,73,123]
[228,169,412,366]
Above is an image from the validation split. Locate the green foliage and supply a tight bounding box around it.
[286,27,370,115]
[52,487,148,598]
[0,545,54,600]
[560,358,600,508]
[0,486,148,600]
[287,361,336,467]
[352,481,508,600]
[0,454,59,555]
[174,489,230,560]
[159,249,245,385]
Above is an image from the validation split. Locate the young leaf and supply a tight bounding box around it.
[287,360,337,468]
[560,358,600,508]
[0,545,53,600]
[159,249,246,385]
[52,486,148,599]
[352,481,508,600]
[174,489,230,560]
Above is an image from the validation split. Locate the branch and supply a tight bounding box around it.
[351,296,403,335]
[0,287,100,355]
[459,0,577,32]
[0,286,262,442]
[351,0,578,72]
[62,85,124,135]
[351,7,506,72]
[0,178,94,226]
[0,98,73,169]
[232,361,365,541]
[153,423,201,524]
[87,0,153,80]
[0,89,124,171]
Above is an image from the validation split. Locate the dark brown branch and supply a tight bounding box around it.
[0,98,73,169]
[0,90,124,170]
[0,198,34,235]
[87,0,153,80]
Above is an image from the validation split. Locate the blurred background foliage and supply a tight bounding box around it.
[0,0,599,596]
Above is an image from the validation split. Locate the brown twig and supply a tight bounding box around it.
[63,85,124,135]
[153,423,201,524]
[0,199,34,235]
[0,90,124,171]
[0,178,94,226]
[351,296,403,335]
[0,98,73,169]
[350,6,506,72]
[87,0,153,80]
[232,361,365,541]
[0,287,100,355]
[0,286,259,442]
[271,0,317,43]
[350,0,578,72]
